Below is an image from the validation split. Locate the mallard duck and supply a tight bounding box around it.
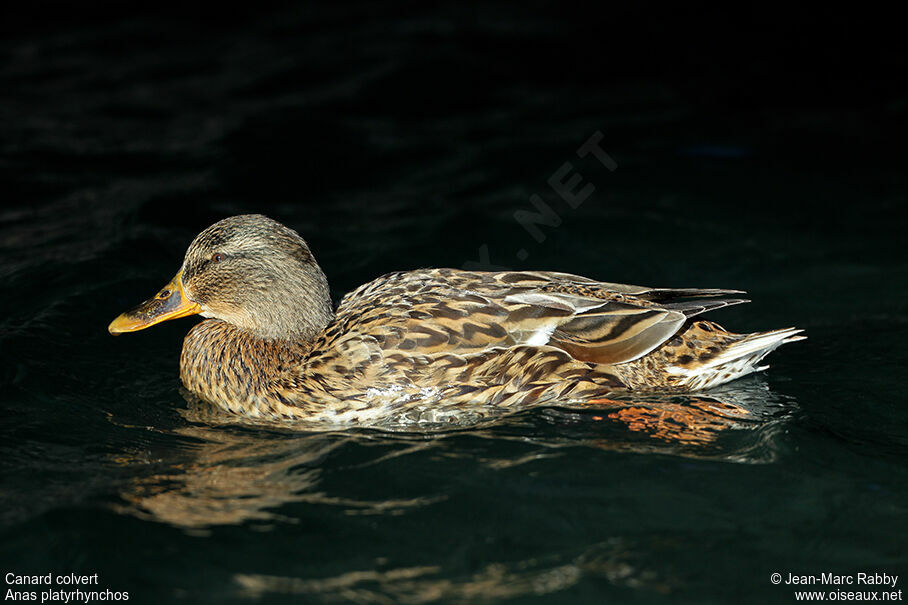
[109,214,803,425]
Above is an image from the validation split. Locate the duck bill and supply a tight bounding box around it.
[108,271,201,335]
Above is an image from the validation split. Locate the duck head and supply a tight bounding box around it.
[108,214,334,341]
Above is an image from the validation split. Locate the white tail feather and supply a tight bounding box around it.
[669,328,804,390]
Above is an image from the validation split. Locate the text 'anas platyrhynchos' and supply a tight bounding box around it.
[109,214,803,425]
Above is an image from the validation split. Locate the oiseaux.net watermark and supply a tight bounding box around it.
[771,572,902,601]
[463,130,616,272]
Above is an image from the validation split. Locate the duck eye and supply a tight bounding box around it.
[211,253,224,263]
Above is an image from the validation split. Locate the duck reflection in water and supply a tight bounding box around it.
[114,378,793,531]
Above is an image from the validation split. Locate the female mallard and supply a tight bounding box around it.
[109,214,803,425]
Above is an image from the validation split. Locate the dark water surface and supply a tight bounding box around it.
[2,4,906,603]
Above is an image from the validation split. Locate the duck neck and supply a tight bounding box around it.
[270,267,334,341]
[225,267,335,342]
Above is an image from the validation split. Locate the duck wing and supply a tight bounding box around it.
[332,269,748,365]
[501,290,748,365]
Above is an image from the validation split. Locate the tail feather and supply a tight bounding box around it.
[669,327,805,390]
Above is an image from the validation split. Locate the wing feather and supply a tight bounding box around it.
[330,269,748,366]
[550,307,687,364]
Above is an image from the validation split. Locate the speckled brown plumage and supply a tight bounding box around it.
[112,214,804,426]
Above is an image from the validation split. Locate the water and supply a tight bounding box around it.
[2,4,906,603]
